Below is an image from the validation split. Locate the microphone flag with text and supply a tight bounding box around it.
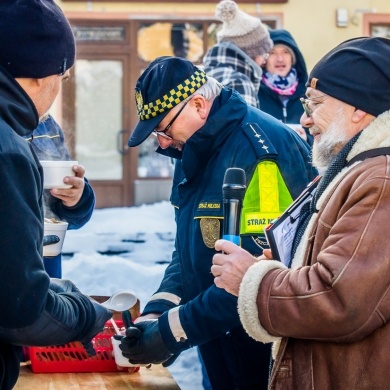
[222,167,246,245]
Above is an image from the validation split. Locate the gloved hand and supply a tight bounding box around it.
[49,278,81,293]
[162,353,180,368]
[122,310,134,328]
[116,320,174,365]
[49,281,112,356]
[43,235,60,246]
[79,298,112,356]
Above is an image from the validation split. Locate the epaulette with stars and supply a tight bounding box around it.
[241,122,278,158]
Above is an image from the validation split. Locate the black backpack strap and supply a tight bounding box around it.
[347,147,390,167]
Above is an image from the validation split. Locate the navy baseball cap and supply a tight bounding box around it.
[128,56,207,147]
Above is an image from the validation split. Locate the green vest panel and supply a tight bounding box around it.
[240,161,293,235]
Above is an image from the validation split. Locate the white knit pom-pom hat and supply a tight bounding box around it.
[216,0,273,58]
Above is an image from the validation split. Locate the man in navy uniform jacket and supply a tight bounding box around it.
[118,56,317,389]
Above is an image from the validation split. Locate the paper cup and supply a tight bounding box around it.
[111,337,141,367]
[43,220,68,257]
[40,160,77,189]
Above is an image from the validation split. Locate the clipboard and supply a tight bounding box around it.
[264,176,321,266]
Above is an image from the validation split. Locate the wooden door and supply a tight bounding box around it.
[62,21,136,208]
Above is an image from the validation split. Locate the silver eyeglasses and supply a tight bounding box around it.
[300,95,328,117]
[152,100,189,140]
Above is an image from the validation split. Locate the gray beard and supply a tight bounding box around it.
[312,108,351,169]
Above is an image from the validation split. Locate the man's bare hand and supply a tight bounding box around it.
[211,240,257,296]
[261,249,273,260]
[50,164,86,207]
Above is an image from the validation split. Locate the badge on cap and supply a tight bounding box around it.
[59,58,67,76]
[310,78,318,89]
[135,89,144,116]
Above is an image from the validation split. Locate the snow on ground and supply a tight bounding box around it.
[61,201,204,389]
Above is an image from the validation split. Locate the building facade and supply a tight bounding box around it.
[55,0,390,208]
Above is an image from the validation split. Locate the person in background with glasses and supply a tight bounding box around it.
[24,115,96,278]
[212,37,390,390]
[116,55,317,389]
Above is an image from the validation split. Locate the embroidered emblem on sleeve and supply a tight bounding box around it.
[200,218,220,248]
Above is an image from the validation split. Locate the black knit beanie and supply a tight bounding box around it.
[307,37,390,117]
[0,0,75,78]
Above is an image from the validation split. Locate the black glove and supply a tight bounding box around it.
[79,298,112,356]
[49,278,81,294]
[43,235,60,246]
[122,310,134,328]
[49,280,112,356]
[117,320,174,365]
[162,353,180,367]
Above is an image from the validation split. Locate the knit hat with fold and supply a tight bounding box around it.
[0,0,75,78]
[307,37,390,117]
[216,0,273,59]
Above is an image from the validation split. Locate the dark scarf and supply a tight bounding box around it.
[290,132,362,264]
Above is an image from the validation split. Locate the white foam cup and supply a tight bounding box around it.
[43,220,69,257]
[40,160,78,189]
[111,337,141,367]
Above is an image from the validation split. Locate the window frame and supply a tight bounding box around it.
[363,13,390,37]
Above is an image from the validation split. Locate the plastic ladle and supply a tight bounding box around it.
[101,291,138,312]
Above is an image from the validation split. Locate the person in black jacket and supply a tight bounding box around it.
[116,56,317,389]
[258,29,313,144]
[0,1,111,388]
[25,115,96,278]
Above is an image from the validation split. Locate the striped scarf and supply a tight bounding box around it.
[262,68,298,96]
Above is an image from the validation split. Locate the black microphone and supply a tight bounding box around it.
[222,167,246,245]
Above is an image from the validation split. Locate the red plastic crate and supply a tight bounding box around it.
[26,320,139,373]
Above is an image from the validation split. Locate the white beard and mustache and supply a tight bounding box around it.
[311,106,351,169]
